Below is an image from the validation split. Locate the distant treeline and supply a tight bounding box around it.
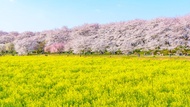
[0,14,190,55]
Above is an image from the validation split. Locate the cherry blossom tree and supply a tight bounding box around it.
[0,44,5,54]
[44,43,64,53]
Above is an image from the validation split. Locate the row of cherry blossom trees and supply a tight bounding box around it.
[0,15,190,55]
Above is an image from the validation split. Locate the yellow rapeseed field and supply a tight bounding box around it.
[0,55,190,106]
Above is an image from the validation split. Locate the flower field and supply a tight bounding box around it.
[0,55,190,106]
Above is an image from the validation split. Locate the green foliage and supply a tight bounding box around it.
[0,56,190,106]
[35,41,46,54]
[133,49,141,53]
[159,49,170,55]
[104,50,111,55]
[115,49,122,55]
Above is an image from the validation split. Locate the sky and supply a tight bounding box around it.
[0,0,190,32]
